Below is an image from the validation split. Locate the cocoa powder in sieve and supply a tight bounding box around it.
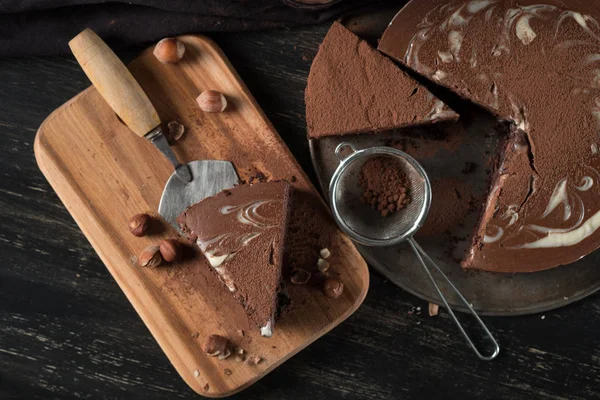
[358,156,411,216]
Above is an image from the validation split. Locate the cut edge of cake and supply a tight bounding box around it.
[177,181,292,337]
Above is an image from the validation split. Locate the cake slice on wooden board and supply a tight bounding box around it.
[378,0,600,272]
[177,181,291,337]
[305,21,458,140]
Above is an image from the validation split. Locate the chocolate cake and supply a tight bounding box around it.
[305,22,458,139]
[177,181,291,337]
[379,0,600,272]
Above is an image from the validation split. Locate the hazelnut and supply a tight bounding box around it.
[139,245,162,268]
[203,334,230,357]
[322,278,344,299]
[129,213,151,237]
[319,248,331,259]
[317,258,330,273]
[428,303,439,317]
[159,239,182,262]
[197,90,227,113]
[167,121,185,141]
[153,38,185,64]
[290,268,311,285]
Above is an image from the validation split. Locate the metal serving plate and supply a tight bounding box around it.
[310,116,600,315]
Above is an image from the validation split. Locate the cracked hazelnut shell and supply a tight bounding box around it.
[323,278,344,299]
[139,245,162,268]
[203,334,230,357]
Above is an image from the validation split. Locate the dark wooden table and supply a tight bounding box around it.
[1,22,600,400]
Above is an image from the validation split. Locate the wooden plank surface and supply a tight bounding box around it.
[2,20,600,400]
[33,35,369,397]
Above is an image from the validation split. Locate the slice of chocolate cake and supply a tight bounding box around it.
[379,0,600,272]
[305,22,458,140]
[177,181,291,337]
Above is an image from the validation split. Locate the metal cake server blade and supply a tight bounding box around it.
[69,29,240,232]
[159,160,239,230]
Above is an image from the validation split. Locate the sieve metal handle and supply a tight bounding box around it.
[408,238,500,361]
[335,142,358,162]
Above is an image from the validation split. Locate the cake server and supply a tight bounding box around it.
[69,29,239,229]
[328,142,500,361]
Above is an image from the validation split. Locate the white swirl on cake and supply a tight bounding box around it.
[575,176,593,191]
[467,0,495,14]
[402,2,600,250]
[502,204,519,227]
[483,226,504,243]
[449,30,464,59]
[509,180,593,248]
[196,199,280,290]
[542,178,570,220]
[516,14,537,45]
[556,11,600,41]
[221,200,278,229]
[427,99,456,120]
[513,210,600,249]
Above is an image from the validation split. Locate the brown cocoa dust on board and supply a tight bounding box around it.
[358,156,411,216]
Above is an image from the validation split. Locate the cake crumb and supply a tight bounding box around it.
[191,332,199,338]
[428,303,439,317]
[319,248,331,259]
[203,383,210,391]
[193,370,200,378]
[317,258,330,273]
[223,368,232,376]
[408,306,422,316]
[167,121,185,142]
[246,356,263,365]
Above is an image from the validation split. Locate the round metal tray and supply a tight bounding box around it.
[310,119,600,316]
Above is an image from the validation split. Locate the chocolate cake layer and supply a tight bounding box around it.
[177,181,291,337]
[379,0,600,272]
[305,21,458,139]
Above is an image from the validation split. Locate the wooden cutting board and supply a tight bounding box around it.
[34,35,369,397]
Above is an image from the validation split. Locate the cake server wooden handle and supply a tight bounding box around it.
[68,28,161,137]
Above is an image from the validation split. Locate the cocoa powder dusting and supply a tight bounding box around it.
[416,177,476,237]
[305,22,457,139]
[358,156,411,216]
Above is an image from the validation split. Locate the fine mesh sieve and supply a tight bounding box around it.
[330,144,431,245]
[329,143,500,361]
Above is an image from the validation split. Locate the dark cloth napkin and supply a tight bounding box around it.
[0,0,379,57]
